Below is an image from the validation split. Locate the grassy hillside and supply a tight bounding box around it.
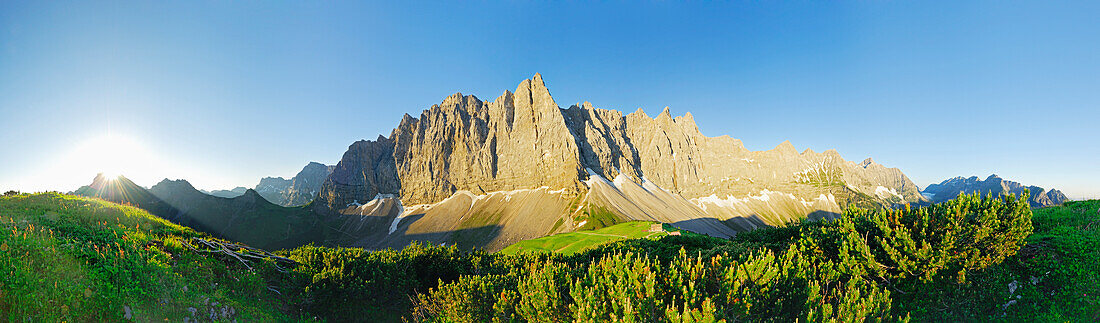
[2,191,1095,321]
[0,192,287,321]
[906,198,1100,320]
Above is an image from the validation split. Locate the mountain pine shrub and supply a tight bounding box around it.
[409,192,1031,322]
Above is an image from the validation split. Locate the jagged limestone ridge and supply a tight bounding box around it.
[317,74,925,212]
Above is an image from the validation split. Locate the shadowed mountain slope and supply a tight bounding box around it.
[73,174,327,250]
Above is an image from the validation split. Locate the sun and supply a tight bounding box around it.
[33,132,179,191]
[71,134,150,181]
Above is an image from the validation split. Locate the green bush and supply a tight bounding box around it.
[409,192,1033,322]
[275,242,487,321]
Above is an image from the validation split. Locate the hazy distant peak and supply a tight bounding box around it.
[923,174,1067,207]
[252,161,335,207]
[152,178,198,192]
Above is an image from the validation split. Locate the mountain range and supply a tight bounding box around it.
[74,174,326,250]
[922,174,1068,207]
[74,75,1067,253]
[309,74,926,251]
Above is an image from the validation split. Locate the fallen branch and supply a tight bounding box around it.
[183,237,298,273]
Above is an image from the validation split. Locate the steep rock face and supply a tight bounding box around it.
[923,174,1068,207]
[283,162,336,206]
[561,103,924,206]
[315,136,400,213]
[391,74,585,205]
[316,74,927,250]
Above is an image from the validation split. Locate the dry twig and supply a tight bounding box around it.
[183,237,297,272]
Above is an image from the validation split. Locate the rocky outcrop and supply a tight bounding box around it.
[391,74,586,205]
[923,174,1068,207]
[316,136,400,213]
[315,74,927,250]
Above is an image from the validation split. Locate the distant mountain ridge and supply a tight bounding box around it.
[312,74,928,251]
[72,174,184,223]
[254,177,291,203]
[922,174,1067,207]
[254,162,334,206]
[203,186,248,198]
[73,174,326,250]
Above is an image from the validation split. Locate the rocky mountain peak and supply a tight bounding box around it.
[237,188,263,202]
[514,73,558,112]
[675,111,697,128]
[249,162,336,206]
[775,140,799,156]
[658,106,673,118]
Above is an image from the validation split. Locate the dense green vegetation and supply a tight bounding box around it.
[1,192,1096,321]
[409,192,1039,322]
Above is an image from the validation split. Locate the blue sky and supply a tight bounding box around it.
[1,1,1097,199]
